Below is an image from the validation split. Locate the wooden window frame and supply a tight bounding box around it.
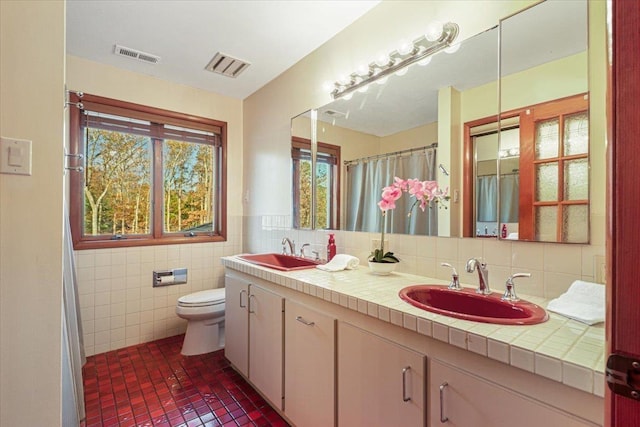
[291,136,341,230]
[69,93,227,249]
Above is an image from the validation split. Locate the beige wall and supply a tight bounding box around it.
[66,56,244,355]
[0,0,65,425]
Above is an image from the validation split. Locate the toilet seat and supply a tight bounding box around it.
[177,288,225,308]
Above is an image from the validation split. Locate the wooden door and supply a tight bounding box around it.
[430,359,595,427]
[337,322,426,427]
[248,284,284,410]
[284,300,336,427]
[607,1,640,426]
[224,273,249,377]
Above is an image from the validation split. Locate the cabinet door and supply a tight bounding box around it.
[249,284,284,410]
[338,322,426,427]
[224,273,249,377]
[285,300,336,427]
[430,359,596,427]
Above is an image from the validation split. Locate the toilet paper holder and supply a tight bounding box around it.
[153,268,188,287]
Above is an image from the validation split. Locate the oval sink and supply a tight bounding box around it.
[399,285,548,325]
[237,253,322,271]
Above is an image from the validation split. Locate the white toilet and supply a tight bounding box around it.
[175,288,226,356]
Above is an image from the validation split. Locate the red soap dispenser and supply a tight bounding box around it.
[501,224,508,238]
[327,234,336,261]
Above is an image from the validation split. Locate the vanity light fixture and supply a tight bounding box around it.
[330,21,459,99]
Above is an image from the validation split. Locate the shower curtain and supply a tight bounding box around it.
[62,209,86,423]
[476,174,519,223]
[345,148,438,236]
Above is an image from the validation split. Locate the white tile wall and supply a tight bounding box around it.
[76,215,242,356]
[243,214,605,301]
[78,213,603,357]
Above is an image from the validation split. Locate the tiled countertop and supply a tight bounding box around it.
[222,256,605,397]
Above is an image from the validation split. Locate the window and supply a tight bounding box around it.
[69,93,226,249]
[519,93,589,242]
[291,137,340,230]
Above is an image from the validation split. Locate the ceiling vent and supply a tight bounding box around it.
[205,52,250,78]
[114,44,161,64]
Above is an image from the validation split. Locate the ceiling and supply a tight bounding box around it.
[66,0,380,100]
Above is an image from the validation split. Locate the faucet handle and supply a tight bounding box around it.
[441,263,461,290]
[299,243,311,258]
[502,273,531,302]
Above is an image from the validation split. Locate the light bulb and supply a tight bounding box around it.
[357,84,369,93]
[338,75,351,86]
[444,43,460,54]
[342,92,353,101]
[376,76,388,85]
[417,57,432,66]
[425,21,444,42]
[398,39,414,56]
[395,67,408,77]
[356,64,371,77]
[375,52,390,67]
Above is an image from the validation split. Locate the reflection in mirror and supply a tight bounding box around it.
[306,26,500,236]
[291,112,313,229]
[463,0,589,243]
[291,111,341,230]
[499,0,588,243]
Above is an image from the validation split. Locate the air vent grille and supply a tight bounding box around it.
[205,52,250,78]
[114,44,161,64]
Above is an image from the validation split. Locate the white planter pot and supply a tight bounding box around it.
[368,261,398,275]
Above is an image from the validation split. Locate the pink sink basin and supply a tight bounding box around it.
[238,253,322,271]
[399,285,548,325]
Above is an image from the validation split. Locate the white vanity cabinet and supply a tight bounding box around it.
[337,322,426,427]
[224,273,249,377]
[224,272,284,410]
[284,300,336,427]
[430,359,597,427]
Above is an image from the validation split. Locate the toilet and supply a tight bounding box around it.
[175,288,225,356]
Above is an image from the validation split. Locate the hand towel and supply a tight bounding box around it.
[316,254,360,272]
[546,280,605,325]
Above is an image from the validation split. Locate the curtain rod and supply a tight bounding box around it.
[477,171,520,177]
[344,143,437,166]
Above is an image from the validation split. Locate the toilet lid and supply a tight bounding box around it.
[178,288,225,306]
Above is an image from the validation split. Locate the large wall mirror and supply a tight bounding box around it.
[464,0,590,243]
[293,0,594,244]
[292,24,500,236]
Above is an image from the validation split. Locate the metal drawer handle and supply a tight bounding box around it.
[402,366,411,402]
[239,289,247,308]
[439,382,449,423]
[295,316,315,326]
[248,294,256,313]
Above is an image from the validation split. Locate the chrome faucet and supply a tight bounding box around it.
[281,237,295,256]
[465,258,490,295]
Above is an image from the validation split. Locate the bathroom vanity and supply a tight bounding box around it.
[222,256,604,427]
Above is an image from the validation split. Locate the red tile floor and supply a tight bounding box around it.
[82,334,289,427]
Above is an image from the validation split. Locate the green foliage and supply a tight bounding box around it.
[368,249,400,263]
[83,128,215,236]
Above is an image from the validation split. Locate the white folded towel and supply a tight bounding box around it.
[546,280,605,325]
[316,254,360,272]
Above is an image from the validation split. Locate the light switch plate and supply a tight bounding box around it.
[0,137,32,175]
